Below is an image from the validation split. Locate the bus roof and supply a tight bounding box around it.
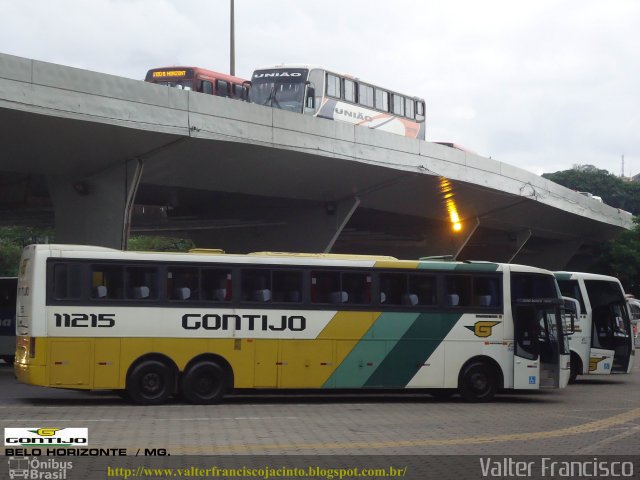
[23,245,561,274]
[252,64,425,102]
[554,271,623,283]
[146,66,248,84]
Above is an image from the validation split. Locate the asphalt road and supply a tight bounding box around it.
[1,353,639,457]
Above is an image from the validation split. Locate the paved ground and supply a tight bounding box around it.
[1,354,639,456]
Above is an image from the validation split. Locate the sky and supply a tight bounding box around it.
[1,0,639,177]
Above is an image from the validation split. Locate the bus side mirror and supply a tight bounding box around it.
[562,297,578,335]
[305,87,315,110]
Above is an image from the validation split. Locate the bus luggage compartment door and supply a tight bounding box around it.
[49,340,91,386]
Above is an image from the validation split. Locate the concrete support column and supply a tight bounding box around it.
[506,229,532,263]
[47,159,143,249]
[190,197,360,254]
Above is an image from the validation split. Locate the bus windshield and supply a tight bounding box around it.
[250,69,308,113]
[154,80,192,90]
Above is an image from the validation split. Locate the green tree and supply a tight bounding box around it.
[0,226,54,276]
[592,218,640,296]
[127,235,194,252]
[543,165,639,214]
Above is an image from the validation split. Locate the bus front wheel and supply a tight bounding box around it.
[180,361,227,405]
[126,360,174,405]
[459,362,498,402]
[569,353,581,384]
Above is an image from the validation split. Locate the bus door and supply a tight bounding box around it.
[603,302,633,373]
[590,302,632,373]
[513,302,560,389]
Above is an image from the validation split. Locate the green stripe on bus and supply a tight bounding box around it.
[323,313,419,388]
[554,272,571,281]
[416,262,499,272]
[363,312,463,388]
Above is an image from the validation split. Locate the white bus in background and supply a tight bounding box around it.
[555,272,634,383]
[249,65,426,140]
[626,295,640,347]
[0,277,17,365]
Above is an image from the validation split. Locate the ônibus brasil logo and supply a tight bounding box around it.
[4,428,88,446]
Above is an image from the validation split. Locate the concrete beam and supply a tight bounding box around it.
[189,196,361,254]
[48,158,142,249]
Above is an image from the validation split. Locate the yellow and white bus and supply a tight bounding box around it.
[555,272,634,383]
[15,245,570,405]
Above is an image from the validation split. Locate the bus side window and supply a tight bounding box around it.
[408,274,437,306]
[473,277,501,308]
[405,98,415,119]
[358,84,374,108]
[444,275,471,307]
[379,273,407,305]
[92,265,124,300]
[168,267,199,301]
[125,266,158,300]
[273,270,302,303]
[201,81,213,95]
[327,74,341,98]
[52,263,82,300]
[202,269,232,302]
[342,272,371,305]
[216,80,229,97]
[232,83,244,99]
[242,269,272,303]
[375,89,389,112]
[311,271,340,304]
[392,94,405,116]
[416,100,425,121]
[344,79,356,103]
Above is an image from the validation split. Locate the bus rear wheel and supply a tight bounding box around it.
[459,362,498,402]
[180,361,227,405]
[126,360,174,405]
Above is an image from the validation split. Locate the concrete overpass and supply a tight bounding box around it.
[0,52,632,269]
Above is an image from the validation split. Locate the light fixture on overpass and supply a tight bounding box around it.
[440,177,462,233]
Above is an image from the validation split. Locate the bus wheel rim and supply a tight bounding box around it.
[142,372,162,394]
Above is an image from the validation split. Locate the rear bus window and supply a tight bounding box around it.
[52,263,83,300]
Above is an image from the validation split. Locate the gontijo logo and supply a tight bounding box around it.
[4,428,88,446]
[465,321,501,338]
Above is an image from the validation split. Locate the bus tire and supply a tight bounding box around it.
[569,353,581,384]
[459,362,498,402]
[180,361,227,405]
[126,359,174,405]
